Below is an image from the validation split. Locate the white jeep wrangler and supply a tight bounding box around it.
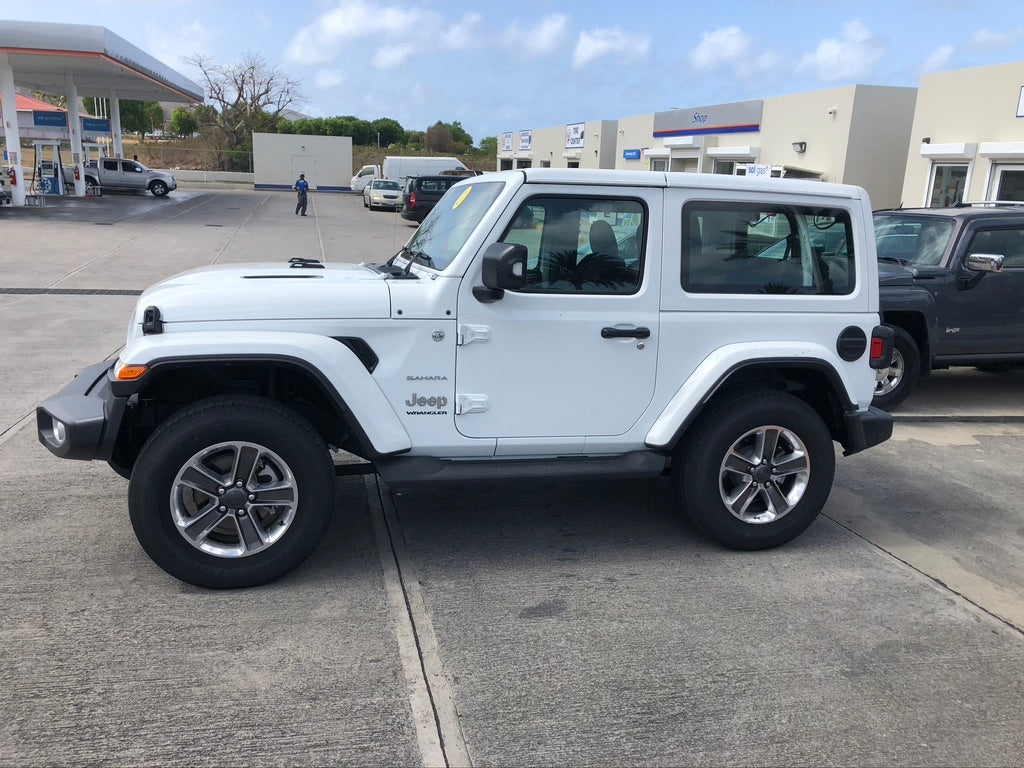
[37,169,893,589]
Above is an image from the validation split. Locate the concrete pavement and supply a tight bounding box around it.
[2,187,1022,766]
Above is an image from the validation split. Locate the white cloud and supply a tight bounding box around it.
[504,14,569,56]
[921,45,955,72]
[965,27,1024,51]
[284,0,432,64]
[689,26,751,71]
[443,12,484,49]
[146,20,216,70]
[372,45,413,70]
[798,20,886,82]
[313,69,345,89]
[572,28,650,70]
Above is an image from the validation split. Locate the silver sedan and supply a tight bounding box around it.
[363,179,402,211]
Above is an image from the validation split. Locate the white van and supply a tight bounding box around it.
[350,156,467,191]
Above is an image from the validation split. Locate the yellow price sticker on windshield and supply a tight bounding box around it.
[452,187,472,210]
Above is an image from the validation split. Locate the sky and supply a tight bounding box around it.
[5,0,1024,146]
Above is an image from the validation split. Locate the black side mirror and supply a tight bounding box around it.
[474,242,528,303]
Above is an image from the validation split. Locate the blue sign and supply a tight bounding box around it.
[33,111,68,128]
[623,149,641,160]
[82,118,110,132]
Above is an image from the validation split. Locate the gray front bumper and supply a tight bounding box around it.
[36,361,125,461]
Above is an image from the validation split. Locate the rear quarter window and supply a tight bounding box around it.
[682,201,854,295]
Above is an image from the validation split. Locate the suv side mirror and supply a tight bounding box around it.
[474,242,528,303]
[965,253,1004,273]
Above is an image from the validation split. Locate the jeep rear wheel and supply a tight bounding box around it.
[128,396,335,589]
[872,325,919,410]
[673,389,835,550]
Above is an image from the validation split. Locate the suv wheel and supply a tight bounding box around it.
[872,325,919,410]
[128,396,335,588]
[149,180,169,197]
[673,389,835,550]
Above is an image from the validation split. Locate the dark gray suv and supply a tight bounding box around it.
[873,202,1024,408]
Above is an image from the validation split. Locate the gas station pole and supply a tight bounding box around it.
[0,55,26,206]
[65,79,85,196]
[109,91,124,159]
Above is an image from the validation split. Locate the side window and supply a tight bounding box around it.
[123,162,143,173]
[966,228,1024,269]
[682,201,854,295]
[102,159,118,171]
[500,197,644,294]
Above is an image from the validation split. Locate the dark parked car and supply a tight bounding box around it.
[872,202,1024,408]
[400,175,462,223]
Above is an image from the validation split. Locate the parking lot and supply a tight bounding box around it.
[2,186,1023,766]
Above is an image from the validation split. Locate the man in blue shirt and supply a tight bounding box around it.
[294,173,309,216]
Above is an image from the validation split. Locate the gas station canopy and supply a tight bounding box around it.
[0,20,203,102]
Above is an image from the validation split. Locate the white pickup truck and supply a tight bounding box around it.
[37,169,893,588]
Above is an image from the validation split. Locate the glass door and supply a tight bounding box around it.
[989,165,1024,202]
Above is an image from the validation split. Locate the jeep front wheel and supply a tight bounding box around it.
[674,389,835,550]
[149,180,169,197]
[872,325,920,410]
[128,396,335,588]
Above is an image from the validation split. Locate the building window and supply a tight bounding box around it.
[928,164,968,207]
[681,201,854,295]
[713,160,736,175]
[567,161,580,169]
[500,159,514,171]
[649,158,668,172]
[991,166,1024,202]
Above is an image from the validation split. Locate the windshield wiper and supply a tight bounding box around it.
[877,255,908,266]
[402,248,435,275]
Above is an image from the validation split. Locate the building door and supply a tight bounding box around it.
[988,165,1024,202]
[928,163,968,206]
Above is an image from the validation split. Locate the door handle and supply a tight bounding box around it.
[601,326,651,339]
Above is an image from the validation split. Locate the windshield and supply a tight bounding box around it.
[873,214,955,266]
[375,181,400,190]
[402,181,505,271]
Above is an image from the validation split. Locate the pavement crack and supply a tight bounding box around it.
[367,475,472,767]
[826,513,1024,638]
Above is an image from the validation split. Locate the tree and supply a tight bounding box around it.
[185,52,304,155]
[170,107,200,137]
[425,123,454,153]
[478,136,498,156]
[118,100,165,140]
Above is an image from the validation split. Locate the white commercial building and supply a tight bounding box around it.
[900,61,1024,207]
[499,85,917,210]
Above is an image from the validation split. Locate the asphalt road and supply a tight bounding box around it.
[1,187,1022,767]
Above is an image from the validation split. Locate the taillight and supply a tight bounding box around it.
[870,337,885,360]
[410,192,416,209]
[869,326,894,369]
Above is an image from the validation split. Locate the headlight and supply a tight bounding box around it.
[52,417,67,447]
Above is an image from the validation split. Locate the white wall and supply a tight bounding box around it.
[252,132,353,191]
[900,62,1024,206]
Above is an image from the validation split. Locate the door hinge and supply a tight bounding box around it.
[455,394,490,415]
[457,324,490,346]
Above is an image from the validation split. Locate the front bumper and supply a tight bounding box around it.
[840,405,893,456]
[36,361,126,461]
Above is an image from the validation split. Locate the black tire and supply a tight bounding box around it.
[128,396,335,588]
[85,178,99,194]
[673,388,835,550]
[150,180,169,197]
[872,325,920,410]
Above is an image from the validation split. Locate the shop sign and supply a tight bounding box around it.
[565,122,586,150]
[519,130,532,151]
[500,132,513,152]
[623,149,641,160]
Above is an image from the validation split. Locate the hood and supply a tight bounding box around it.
[138,262,391,323]
[877,261,948,287]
